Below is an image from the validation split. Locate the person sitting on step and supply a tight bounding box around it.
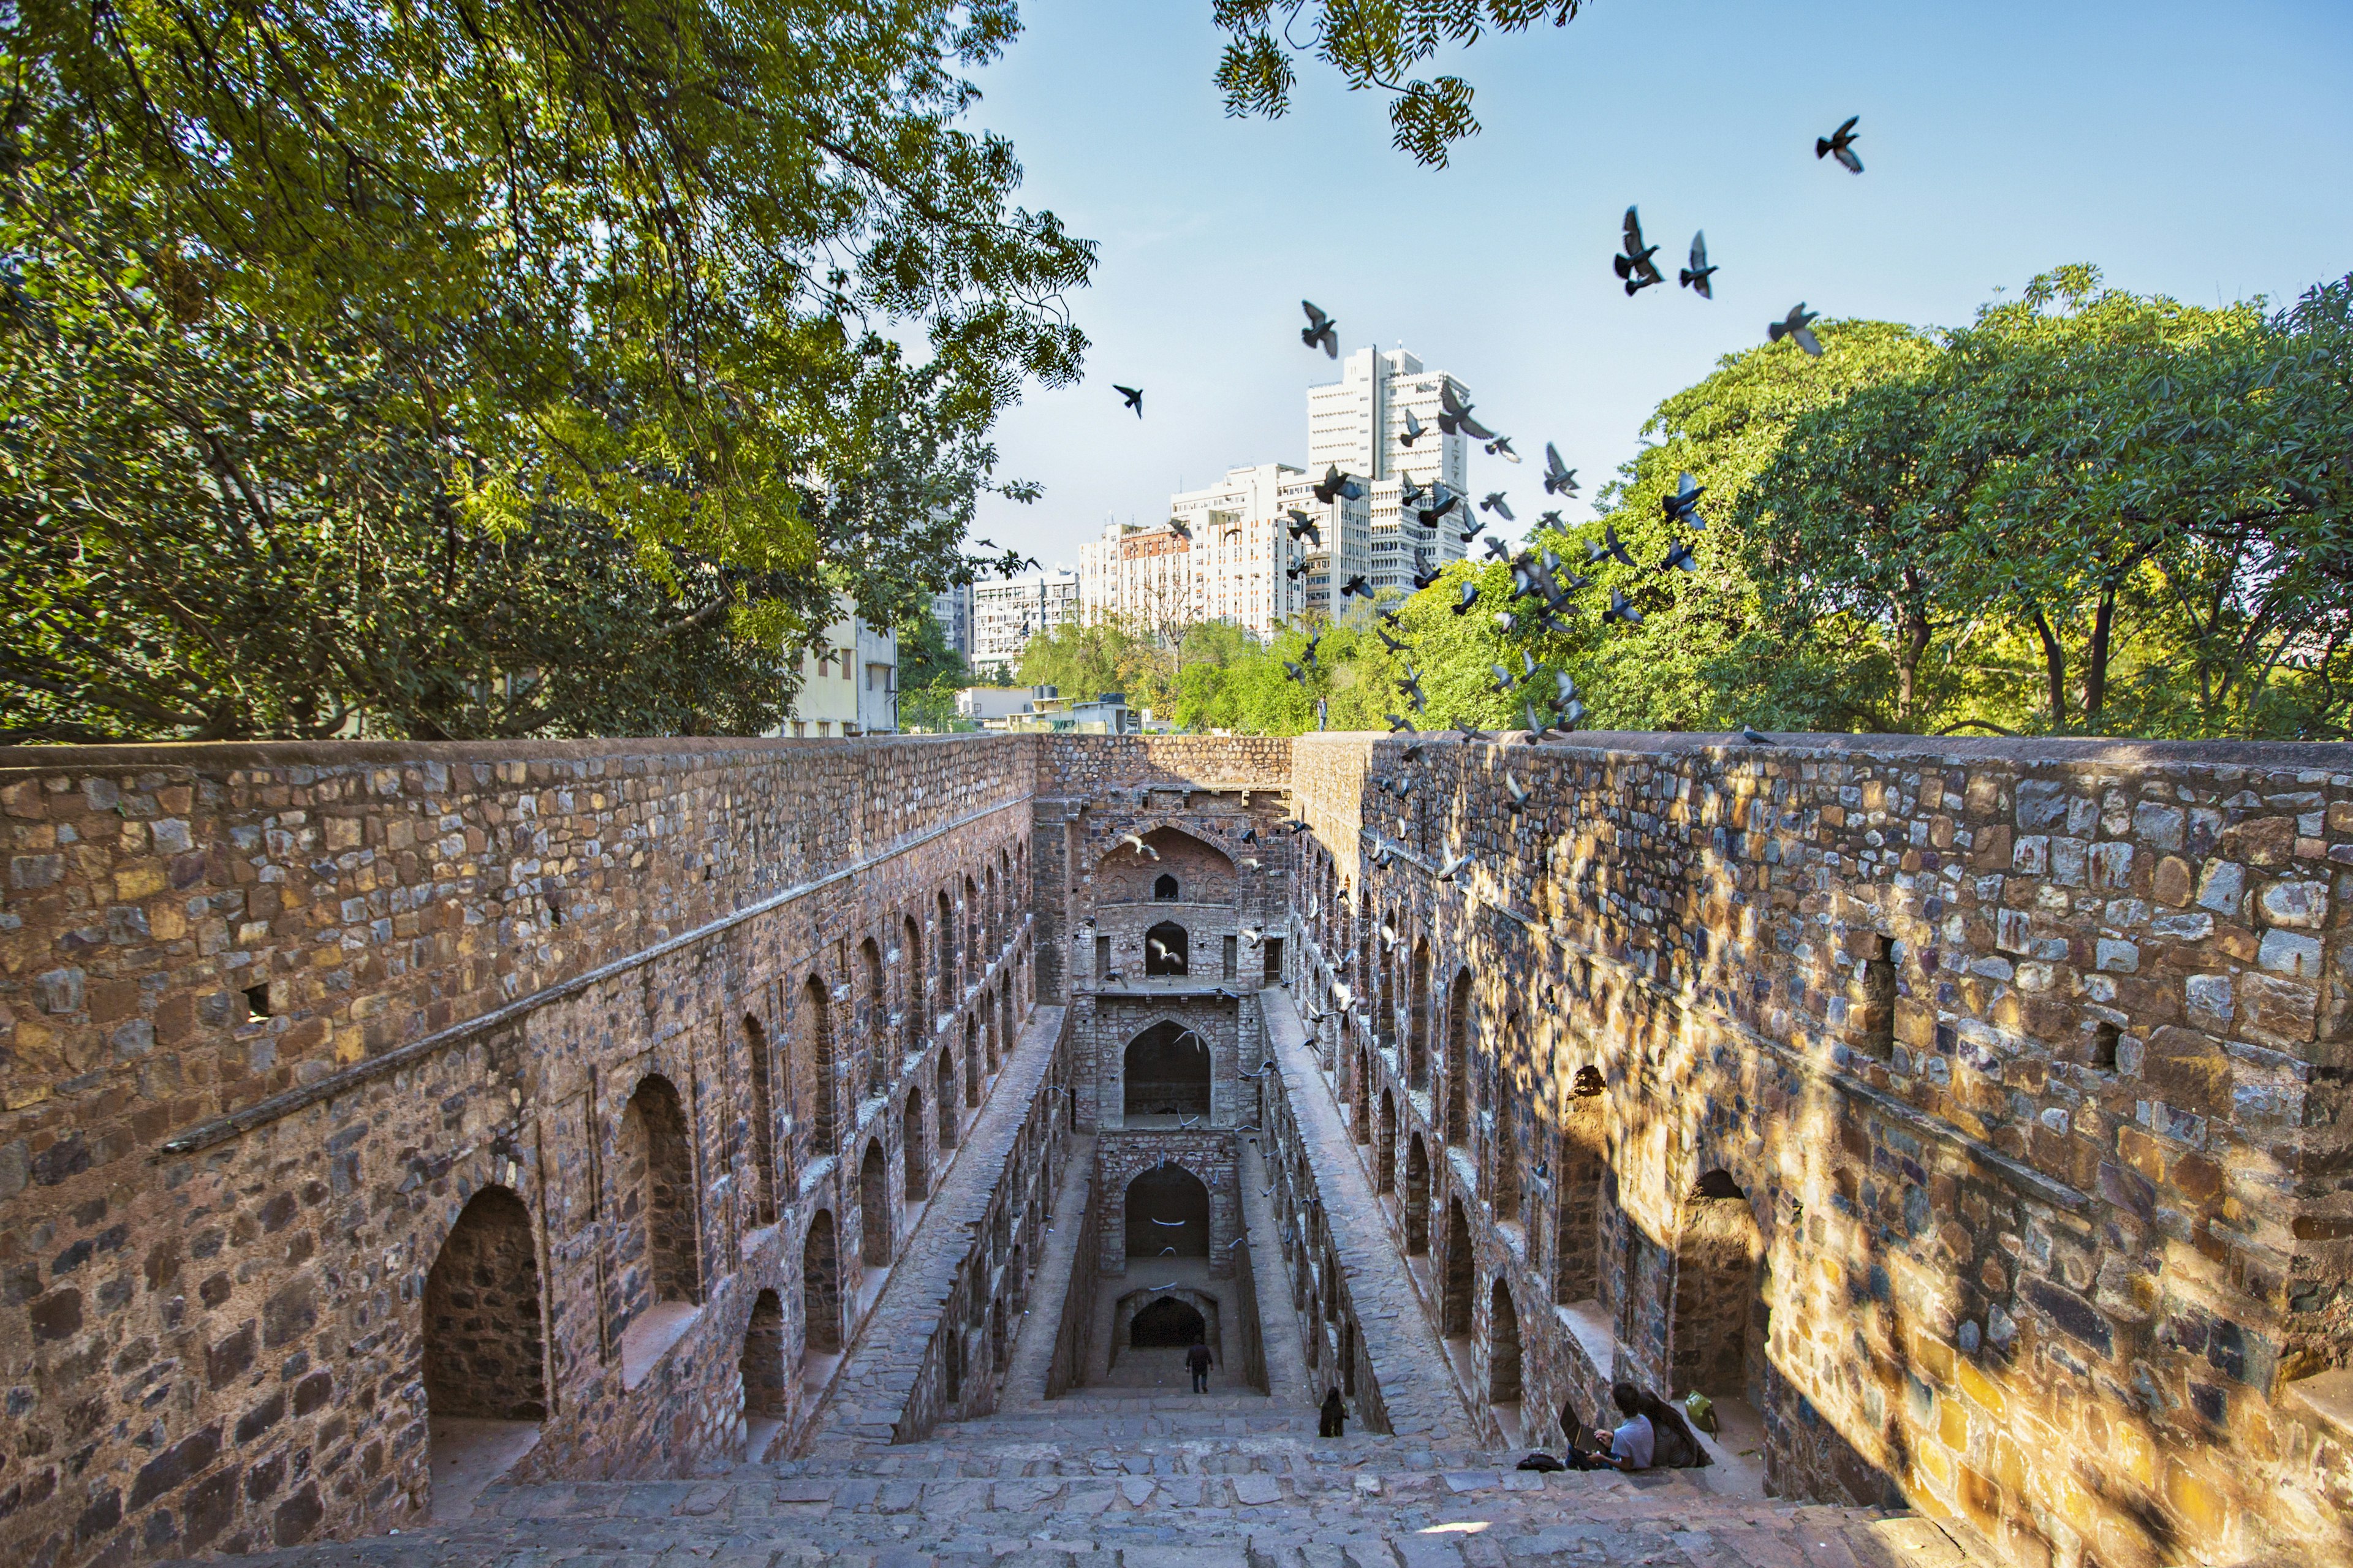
[1568,1382,1654,1471]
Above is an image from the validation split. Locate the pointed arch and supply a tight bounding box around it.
[904,1087,930,1199]
[1377,1089,1398,1195]
[964,1013,982,1106]
[901,911,925,1081]
[937,887,956,998]
[964,874,981,981]
[937,1047,960,1148]
[803,975,837,1159]
[1124,1020,1211,1121]
[801,1211,841,1362]
[1488,1278,1523,1406]
[1143,919,1190,977]
[859,1139,892,1267]
[1670,1172,1765,1401]
[1408,939,1432,1091]
[1405,1135,1430,1254]
[618,1074,699,1308]
[423,1186,546,1425]
[860,937,886,1097]
[1442,1196,1474,1336]
[1124,1162,1210,1260]
[741,1289,787,1422]
[745,1013,779,1227]
[1444,968,1472,1145]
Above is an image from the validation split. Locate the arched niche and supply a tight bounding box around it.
[423,1186,547,1425]
[801,1210,841,1365]
[1143,920,1190,977]
[1124,1161,1210,1261]
[618,1074,699,1308]
[1124,1020,1211,1122]
[1669,1170,1767,1403]
[1096,825,1238,907]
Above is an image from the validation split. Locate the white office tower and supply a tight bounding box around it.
[1307,347,1475,594]
[969,567,1079,674]
[928,583,972,660]
[1078,515,1194,640]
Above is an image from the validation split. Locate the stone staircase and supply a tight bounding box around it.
[176,1390,1984,1568]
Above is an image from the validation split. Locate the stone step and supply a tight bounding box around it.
[165,1464,1975,1568]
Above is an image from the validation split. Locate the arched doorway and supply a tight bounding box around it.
[1377,1091,1398,1195]
[1154,873,1180,901]
[938,888,956,997]
[937,1050,959,1148]
[800,1211,841,1366]
[1670,1170,1766,1402]
[1143,919,1189,977]
[859,1140,891,1267]
[741,1288,787,1423]
[904,1088,930,1199]
[1124,1162,1210,1261]
[1444,969,1471,1144]
[1442,1197,1473,1337]
[1130,1295,1207,1347]
[903,912,926,1070]
[618,1074,699,1308]
[1376,930,1396,1051]
[424,1186,547,1424]
[1124,1021,1211,1121]
[964,1014,981,1107]
[860,938,886,1096]
[1555,1107,1605,1304]
[1404,1136,1430,1254]
[1492,1096,1522,1227]
[1488,1278,1523,1406]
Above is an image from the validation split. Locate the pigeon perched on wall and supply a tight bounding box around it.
[1302,299,1340,356]
[1770,303,1824,357]
[1679,232,1716,298]
[1816,116,1863,174]
[1115,384,1144,415]
[1543,444,1579,498]
[1615,206,1665,294]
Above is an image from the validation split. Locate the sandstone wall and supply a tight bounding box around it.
[1287,731,2353,1567]
[0,737,1038,1567]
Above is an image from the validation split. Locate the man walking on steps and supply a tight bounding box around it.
[1185,1340,1214,1393]
[1319,1387,1348,1437]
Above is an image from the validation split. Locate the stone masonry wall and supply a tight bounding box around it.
[1287,731,2353,1568]
[0,737,1039,1568]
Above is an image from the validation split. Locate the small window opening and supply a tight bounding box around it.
[243,984,272,1023]
[1153,874,1179,901]
[1693,1168,1746,1200]
[1221,934,1238,980]
[1859,934,1896,1059]
[2090,1021,2120,1072]
[1572,1064,1605,1098]
[545,898,563,928]
[1096,933,1112,979]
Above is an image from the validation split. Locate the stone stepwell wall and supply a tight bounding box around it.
[0,736,1038,1568]
[1287,731,2353,1568]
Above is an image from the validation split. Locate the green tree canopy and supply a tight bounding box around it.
[2,0,1094,740]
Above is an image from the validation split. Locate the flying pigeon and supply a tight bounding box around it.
[1302,299,1339,357]
[1376,626,1408,653]
[1284,660,1309,684]
[1601,524,1639,569]
[1314,466,1365,504]
[1115,384,1144,415]
[1167,517,1192,542]
[1662,471,1707,526]
[1615,206,1665,294]
[1489,662,1517,694]
[1659,540,1699,573]
[1679,232,1716,298]
[1542,444,1579,498]
[1503,773,1533,812]
[1455,721,1493,744]
[1480,491,1515,520]
[1386,713,1417,733]
[1435,849,1473,882]
[1118,832,1161,859]
[1816,115,1863,174]
[1400,475,1426,507]
[1482,536,1512,562]
[1604,588,1645,626]
[1286,509,1324,547]
[1341,574,1371,599]
[1487,434,1521,463]
[1452,580,1480,616]
[1439,381,1496,441]
[1400,407,1427,447]
[1770,303,1824,357]
[1411,559,1443,591]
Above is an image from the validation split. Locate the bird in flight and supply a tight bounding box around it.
[1313,466,1365,504]
[1679,233,1716,298]
[1770,303,1824,357]
[1438,382,1496,441]
[1599,524,1639,569]
[1285,509,1323,548]
[1302,299,1340,357]
[1604,588,1645,626]
[1483,536,1512,563]
[1480,491,1515,520]
[1376,626,1408,653]
[1659,540,1699,574]
[1543,444,1579,498]
[1115,384,1144,416]
[1502,773,1533,813]
[1816,116,1863,174]
[1341,574,1371,599]
[1615,206,1665,295]
[1486,435,1520,463]
[1119,832,1161,860]
[1662,471,1707,526]
[1435,849,1473,882]
[1400,407,1427,447]
[1452,580,1481,616]
[1455,721,1493,744]
[1386,713,1417,734]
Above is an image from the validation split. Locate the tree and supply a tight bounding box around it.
[895,606,974,732]
[2,0,1094,740]
[1213,1,1591,166]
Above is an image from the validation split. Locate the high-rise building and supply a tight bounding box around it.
[929,583,971,662]
[1308,347,1475,594]
[971,568,1079,675]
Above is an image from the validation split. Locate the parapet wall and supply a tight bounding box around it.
[1287,730,2353,1567]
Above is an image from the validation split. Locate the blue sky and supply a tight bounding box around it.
[963,0,2353,568]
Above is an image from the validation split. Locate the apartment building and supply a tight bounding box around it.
[971,567,1080,673]
[1308,346,1476,594]
[778,600,898,737]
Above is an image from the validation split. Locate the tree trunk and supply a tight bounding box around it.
[2084,581,2118,733]
[1895,577,1931,728]
[2028,606,2068,729]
